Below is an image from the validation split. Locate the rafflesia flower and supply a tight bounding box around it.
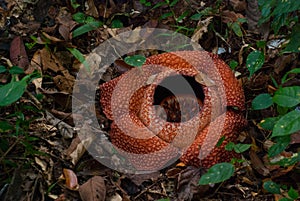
[100,50,247,172]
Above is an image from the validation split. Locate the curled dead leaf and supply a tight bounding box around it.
[78,176,106,201]
[10,36,29,69]
[63,168,79,190]
[249,150,270,176]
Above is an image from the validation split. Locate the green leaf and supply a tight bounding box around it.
[152,1,167,9]
[111,19,123,28]
[169,0,179,7]
[268,136,290,157]
[72,21,103,38]
[70,0,80,9]
[278,198,293,201]
[229,22,243,37]
[124,55,146,67]
[288,187,299,199]
[263,180,281,194]
[156,199,170,201]
[216,136,225,147]
[176,10,189,22]
[281,68,300,84]
[9,66,24,75]
[273,86,300,107]
[0,65,7,73]
[283,24,300,53]
[225,141,234,151]
[246,50,265,77]
[0,121,14,132]
[271,152,300,167]
[252,93,273,110]
[225,142,251,153]
[272,110,300,137]
[72,12,86,23]
[256,40,266,48]
[229,60,238,70]
[66,48,90,72]
[233,143,251,153]
[272,0,300,16]
[140,0,151,6]
[199,163,234,185]
[190,7,213,20]
[0,79,28,106]
[260,116,280,130]
[160,12,173,20]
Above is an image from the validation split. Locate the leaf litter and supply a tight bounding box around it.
[0,0,300,200]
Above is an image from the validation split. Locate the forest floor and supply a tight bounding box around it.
[0,0,299,200]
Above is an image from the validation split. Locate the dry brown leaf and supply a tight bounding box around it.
[191,17,213,44]
[114,59,134,74]
[67,123,94,165]
[10,36,29,69]
[39,47,65,72]
[176,167,209,200]
[46,111,74,139]
[230,0,247,11]
[56,7,77,41]
[53,70,75,93]
[63,169,79,190]
[40,88,72,109]
[85,0,99,18]
[249,150,270,176]
[78,176,106,201]
[42,32,64,43]
[126,172,160,186]
[222,10,245,23]
[290,131,300,144]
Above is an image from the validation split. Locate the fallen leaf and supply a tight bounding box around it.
[230,0,247,11]
[176,167,209,200]
[222,10,245,23]
[39,48,65,72]
[78,176,106,201]
[114,59,134,74]
[249,150,270,176]
[85,0,99,18]
[63,169,79,190]
[56,7,77,41]
[10,36,29,69]
[41,32,64,43]
[46,111,74,139]
[39,88,72,109]
[290,131,300,144]
[127,172,160,186]
[67,123,94,165]
[53,70,75,93]
[191,17,213,44]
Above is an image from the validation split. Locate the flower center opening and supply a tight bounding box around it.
[153,75,204,123]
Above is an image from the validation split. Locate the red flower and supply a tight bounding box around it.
[100,51,247,171]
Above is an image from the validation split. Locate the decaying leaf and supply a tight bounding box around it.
[79,176,106,201]
[56,7,77,41]
[249,150,270,176]
[85,0,99,18]
[230,0,247,12]
[63,168,79,190]
[10,36,29,69]
[67,123,94,165]
[53,70,75,93]
[39,47,65,72]
[191,17,213,44]
[46,111,74,139]
[222,10,245,23]
[176,167,209,200]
